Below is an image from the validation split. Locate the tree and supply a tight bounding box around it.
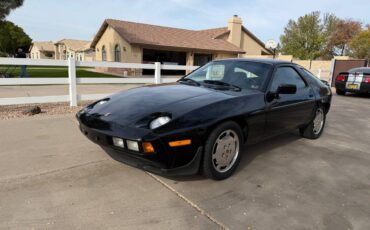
[321,13,341,59]
[326,19,362,56]
[0,0,29,56]
[0,0,24,21]
[280,11,325,60]
[348,26,370,59]
[0,20,31,56]
[280,12,364,59]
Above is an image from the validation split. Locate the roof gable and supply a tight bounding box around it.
[91,19,245,54]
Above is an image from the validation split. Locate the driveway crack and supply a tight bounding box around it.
[146,172,229,230]
[0,159,109,184]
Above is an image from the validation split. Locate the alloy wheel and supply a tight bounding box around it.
[211,129,240,173]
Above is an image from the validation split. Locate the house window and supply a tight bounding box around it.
[114,44,121,62]
[102,45,107,61]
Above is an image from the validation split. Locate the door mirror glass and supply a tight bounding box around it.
[277,84,297,94]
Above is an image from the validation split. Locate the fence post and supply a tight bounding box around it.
[68,58,77,106]
[154,62,161,84]
[329,58,336,87]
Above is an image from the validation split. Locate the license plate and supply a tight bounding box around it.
[347,84,359,90]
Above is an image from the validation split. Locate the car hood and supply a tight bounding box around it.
[82,83,234,127]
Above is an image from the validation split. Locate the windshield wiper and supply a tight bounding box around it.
[203,80,241,91]
[178,78,201,86]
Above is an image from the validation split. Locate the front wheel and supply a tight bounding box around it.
[300,106,326,139]
[202,121,243,180]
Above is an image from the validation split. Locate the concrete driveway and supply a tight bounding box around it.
[0,94,369,229]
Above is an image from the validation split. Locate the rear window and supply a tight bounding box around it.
[349,67,370,74]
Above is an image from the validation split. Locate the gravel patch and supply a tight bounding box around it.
[0,102,94,120]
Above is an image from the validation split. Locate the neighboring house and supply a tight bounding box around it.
[30,39,95,61]
[91,15,272,75]
[54,39,95,61]
[29,41,55,59]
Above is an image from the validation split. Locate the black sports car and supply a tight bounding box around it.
[76,59,332,180]
[335,67,370,95]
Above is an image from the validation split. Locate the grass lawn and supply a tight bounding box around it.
[0,66,120,78]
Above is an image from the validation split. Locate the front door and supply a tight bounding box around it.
[264,66,315,138]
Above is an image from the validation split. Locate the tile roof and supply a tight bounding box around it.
[91,19,245,54]
[31,41,55,52]
[198,27,229,38]
[55,39,92,51]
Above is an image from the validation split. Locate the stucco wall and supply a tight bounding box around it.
[95,25,141,63]
[240,32,268,56]
[95,25,142,75]
[29,46,54,59]
[293,60,331,70]
[214,53,238,60]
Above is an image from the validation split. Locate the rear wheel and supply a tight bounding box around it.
[336,88,346,95]
[300,106,326,139]
[202,121,243,180]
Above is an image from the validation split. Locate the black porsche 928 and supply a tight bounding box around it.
[76,59,332,180]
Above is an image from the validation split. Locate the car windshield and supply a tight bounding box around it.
[182,61,272,91]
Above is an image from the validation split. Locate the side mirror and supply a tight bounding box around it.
[277,84,297,94]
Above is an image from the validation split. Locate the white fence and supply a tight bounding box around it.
[0,58,198,106]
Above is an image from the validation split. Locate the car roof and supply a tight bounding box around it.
[349,67,370,74]
[214,58,293,65]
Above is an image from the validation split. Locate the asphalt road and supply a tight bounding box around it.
[0,94,369,229]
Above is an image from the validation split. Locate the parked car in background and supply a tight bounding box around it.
[335,67,370,95]
[76,59,332,180]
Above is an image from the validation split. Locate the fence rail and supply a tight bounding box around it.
[0,58,198,106]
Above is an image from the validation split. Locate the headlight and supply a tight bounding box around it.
[150,116,171,129]
[97,98,109,106]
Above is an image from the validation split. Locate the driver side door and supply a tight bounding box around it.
[264,65,315,138]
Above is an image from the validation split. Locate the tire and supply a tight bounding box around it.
[202,121,243,180]
[299,105,326,139]
[336,88,346,95]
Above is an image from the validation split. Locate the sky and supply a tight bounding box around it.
[6,0,370,43]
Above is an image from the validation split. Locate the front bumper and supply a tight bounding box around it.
[77,117,203,176]
[102,146,203,176]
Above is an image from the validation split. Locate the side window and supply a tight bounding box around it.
[114,44,121,62]
[271,67,306,91]
[102,45,107,61]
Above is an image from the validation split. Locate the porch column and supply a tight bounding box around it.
[186,51,194,74]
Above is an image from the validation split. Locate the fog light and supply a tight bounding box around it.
[142,142,155,153]
[112,137,124,148]
[127,140,139,151]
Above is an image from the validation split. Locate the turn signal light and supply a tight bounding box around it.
[169,139,191,147]
[336,74,346,82]
[142,142,155,153]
